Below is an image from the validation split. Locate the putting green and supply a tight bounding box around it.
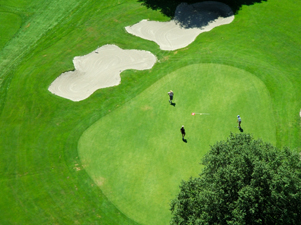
[79,63,275,224]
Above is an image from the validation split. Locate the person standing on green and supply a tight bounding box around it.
[168,90,174,104]
[180,125,186,140]
[237,115,242,128]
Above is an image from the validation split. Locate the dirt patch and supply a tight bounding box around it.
[94,177,105,186]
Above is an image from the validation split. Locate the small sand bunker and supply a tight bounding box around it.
[48,45,156,101]
[125,1,234,50]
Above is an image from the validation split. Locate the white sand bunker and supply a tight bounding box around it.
[48,45,157,101]
[125,1,234,50]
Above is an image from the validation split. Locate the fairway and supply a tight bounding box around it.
[1,0,301,224]
[79,63,276,224]
[0,12,21,49]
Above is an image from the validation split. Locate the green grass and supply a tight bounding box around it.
[79,63,276,224]
[0,0,301,224]
[0,12,21,49]
[0,0,34,8]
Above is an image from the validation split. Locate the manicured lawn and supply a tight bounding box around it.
[0,0,300,224]
[0,12,21,49]
[79,63,276,224]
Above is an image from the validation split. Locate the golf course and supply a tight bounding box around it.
[0,0,300,224]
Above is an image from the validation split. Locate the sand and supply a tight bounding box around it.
[49,1,233,101]
[48,45,156,101]
[125,1,234,50]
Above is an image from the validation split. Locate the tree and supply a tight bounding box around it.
[138,0,267,18]
[170,133,301,224]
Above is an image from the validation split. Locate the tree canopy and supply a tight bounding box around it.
[170,133,301,224]
[138,0,267,17]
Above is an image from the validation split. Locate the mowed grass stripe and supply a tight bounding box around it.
[79,63,276,225]
[0,0,86,85]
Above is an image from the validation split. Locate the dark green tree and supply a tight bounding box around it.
[170,133,301,225]
[138,0,267,17]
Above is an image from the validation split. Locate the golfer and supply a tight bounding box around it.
[237,115,242,128]
[180,125,186,139]
[168,90,174,103]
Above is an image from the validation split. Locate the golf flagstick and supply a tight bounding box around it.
[191,113,210,116]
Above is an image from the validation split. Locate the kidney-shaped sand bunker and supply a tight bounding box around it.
[48,45,156,101]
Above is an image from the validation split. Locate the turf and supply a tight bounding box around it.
[0,12,22,49]
[79,63,276,224]
[0,0,33,8]
[0,0,301,224]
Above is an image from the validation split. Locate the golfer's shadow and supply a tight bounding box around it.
[239,127,244,132]
[170,102,176,107]
[182,138,187,143]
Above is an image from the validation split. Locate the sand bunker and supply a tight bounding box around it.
[125,1,234,50]
[48,45,156,101]
[49,1,233,101]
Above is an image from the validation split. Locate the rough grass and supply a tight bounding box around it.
[0,0,300,224]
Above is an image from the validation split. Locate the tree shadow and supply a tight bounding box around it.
[173,2,234,29]
[138,0,267,18]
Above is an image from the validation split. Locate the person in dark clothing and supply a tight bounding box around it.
[180,125,186,140]
[237,115,243,132]
[168,90,174,103]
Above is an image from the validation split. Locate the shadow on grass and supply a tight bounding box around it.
[138,0,267,18]
[171,102,176,106]
[173,1,234,29]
